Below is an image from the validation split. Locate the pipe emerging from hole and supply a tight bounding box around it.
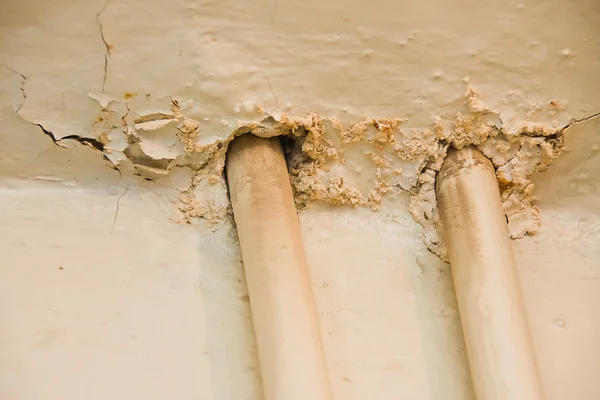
[226,134,333,400]
[436,146,543,400]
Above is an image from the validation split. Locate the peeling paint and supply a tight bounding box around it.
[9,70,596,260]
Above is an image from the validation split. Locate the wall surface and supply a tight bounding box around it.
[0,0,599,399]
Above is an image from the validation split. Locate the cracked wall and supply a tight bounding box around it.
[1,0,599,254]
[1,0,600,399]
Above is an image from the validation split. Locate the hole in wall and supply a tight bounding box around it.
[280,134,298,173]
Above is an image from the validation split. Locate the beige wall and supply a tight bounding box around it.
[0,0,599,398]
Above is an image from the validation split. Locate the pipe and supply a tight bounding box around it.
[436,146,543,400]
[226,134,333,400]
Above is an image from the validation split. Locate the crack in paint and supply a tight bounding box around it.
[35,124,67,148]
[34,123,121,173]
[61,134,106,151]
[111,184,129,233]
[267,77,280,108]
[96,0,111,94]
[559,111,600,133]
[34,123,107,151]
[2,64,27,113]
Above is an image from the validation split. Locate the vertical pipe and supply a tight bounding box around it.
[436,146,543,400]
[226,134,333,400]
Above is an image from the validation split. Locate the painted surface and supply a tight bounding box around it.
[0,0,599,398]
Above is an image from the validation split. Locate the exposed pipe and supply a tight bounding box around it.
[226,134,333,400]
[436,146,544,400]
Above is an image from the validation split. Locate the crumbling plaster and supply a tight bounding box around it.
[0,0,599,399]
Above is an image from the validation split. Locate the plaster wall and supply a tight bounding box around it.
[1,0,599,398]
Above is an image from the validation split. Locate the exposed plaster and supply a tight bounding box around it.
[9,70,598,259]
[4,39,599,260]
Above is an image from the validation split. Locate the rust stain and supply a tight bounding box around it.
[123,92,137,99]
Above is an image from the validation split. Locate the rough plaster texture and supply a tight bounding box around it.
[0,0,599,399]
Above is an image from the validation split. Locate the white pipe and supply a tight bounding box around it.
[436,146,544,400]
[226,134,333,400]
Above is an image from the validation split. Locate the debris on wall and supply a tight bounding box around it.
[8,68,597,259]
